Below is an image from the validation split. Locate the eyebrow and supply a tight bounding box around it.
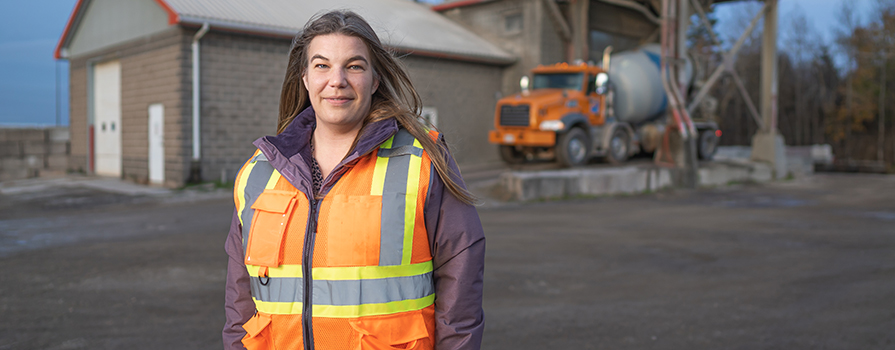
[309,54,368,64]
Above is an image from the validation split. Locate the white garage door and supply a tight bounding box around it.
[94,60,122,177]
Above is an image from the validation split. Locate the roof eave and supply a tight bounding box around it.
[392,46,516,66]
[431,0,496,12]
[54,0,88,59]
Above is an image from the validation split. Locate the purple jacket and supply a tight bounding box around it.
[223,107,486,350]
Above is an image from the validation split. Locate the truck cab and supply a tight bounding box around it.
[489,62,618,166]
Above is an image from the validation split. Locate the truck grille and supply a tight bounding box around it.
[499,105,531,127]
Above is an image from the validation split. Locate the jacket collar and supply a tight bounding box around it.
[253,106,399,194]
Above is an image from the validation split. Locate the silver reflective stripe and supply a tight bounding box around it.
[250,276,304,303]
[241,159,275,251]
[378,145,423,158]
[251,272,434,305]
[379,129,416,266]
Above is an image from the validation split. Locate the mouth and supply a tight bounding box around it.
[324,96,354,105]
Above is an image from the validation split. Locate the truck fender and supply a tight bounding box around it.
[559,113,590,132]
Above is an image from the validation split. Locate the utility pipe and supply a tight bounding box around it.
[192,23,210,162]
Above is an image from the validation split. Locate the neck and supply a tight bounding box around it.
[312,121,362,179]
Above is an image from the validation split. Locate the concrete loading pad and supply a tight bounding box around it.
[498,160,773,201]
[494,146,826,202]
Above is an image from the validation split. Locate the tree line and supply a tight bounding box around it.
[690,0,893,167]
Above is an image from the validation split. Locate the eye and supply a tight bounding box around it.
[348,64,365,71]
[314,63,328,69]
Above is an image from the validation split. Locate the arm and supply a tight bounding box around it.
[223,208,255,350]
[425,143,486,350]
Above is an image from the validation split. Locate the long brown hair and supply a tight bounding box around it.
[277,10,475,205]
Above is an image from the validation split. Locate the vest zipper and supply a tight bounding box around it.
[302,195,320,350]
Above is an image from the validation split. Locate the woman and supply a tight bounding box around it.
[223,10,486,350]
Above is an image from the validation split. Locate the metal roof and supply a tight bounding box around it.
[56,0,516,64]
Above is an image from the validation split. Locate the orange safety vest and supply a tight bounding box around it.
[233,129,436,350]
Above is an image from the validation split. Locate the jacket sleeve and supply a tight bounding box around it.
[424,141,486,350]
[223,208,254,350]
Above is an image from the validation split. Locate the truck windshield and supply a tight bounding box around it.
[532,73,584,90]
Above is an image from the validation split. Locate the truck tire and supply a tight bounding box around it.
[698,129,719,160]
[557,127,590,167]
[607,128,629,164]
[499,145,526,164]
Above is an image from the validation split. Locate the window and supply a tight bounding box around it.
[505,13,523,34]
[532,73,584,91]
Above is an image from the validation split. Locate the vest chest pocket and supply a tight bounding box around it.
[245,190,298,268]
[323,194,382,267]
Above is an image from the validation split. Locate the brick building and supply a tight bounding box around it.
[56,0,514,187]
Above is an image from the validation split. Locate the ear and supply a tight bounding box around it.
[301,70,309,89]
[372,72,380,95]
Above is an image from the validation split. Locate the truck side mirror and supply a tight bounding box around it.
[520,76,530,96]
[595,72,609,94]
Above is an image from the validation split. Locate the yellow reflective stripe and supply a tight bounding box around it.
[265,170,281,190]
[246,261,433,279]
[235,152,260,226]
[254,294,435,318]
[402,138,423,265]
[253,297,303,315]
[246,263,304,278]
[370,136,394,196]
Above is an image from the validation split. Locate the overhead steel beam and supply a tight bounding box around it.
[542,0,571,42]
[686,2,768,116]
[597,0,662,25]
[689,0,721,45]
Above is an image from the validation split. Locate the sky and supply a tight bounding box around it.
[0,0,878,126]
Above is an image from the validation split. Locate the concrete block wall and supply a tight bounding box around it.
[403,56,504,166]
[69,61,88,173]
[68,28,191,187]
[0,127,71,181]
[198,31,289,184]
[119,28,191,187]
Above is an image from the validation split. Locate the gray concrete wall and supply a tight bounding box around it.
[439,0,543,96]
[0,127,70,181]
[198,31,290,184]
[68,27,191,187]
[403,55,505,166]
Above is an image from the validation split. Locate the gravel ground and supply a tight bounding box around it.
[0,173,893,349]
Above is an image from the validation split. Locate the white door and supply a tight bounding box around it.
[148,103,165,184]
[94,60,122,177]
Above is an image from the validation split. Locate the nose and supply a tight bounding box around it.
[327,68,348,88]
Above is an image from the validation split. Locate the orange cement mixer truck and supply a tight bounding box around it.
[489,45,720,166]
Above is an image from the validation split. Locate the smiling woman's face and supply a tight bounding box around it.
[302,34,380,134]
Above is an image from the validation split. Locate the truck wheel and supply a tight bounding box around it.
[499,145,526,164]
[557,128,590,167]
[698,129,719,160]
[607,128,629,164]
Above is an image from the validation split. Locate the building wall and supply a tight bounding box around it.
[68,27,191,187]
[69,63,88,172]
[439,0,544,96]
[403,56,504,166]
[198,31,291,184]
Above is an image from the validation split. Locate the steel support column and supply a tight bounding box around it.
[751,0,787,178]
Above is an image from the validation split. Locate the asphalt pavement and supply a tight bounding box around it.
[0,172,893,349]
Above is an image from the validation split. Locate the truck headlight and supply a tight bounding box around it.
[539,120,565,131]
